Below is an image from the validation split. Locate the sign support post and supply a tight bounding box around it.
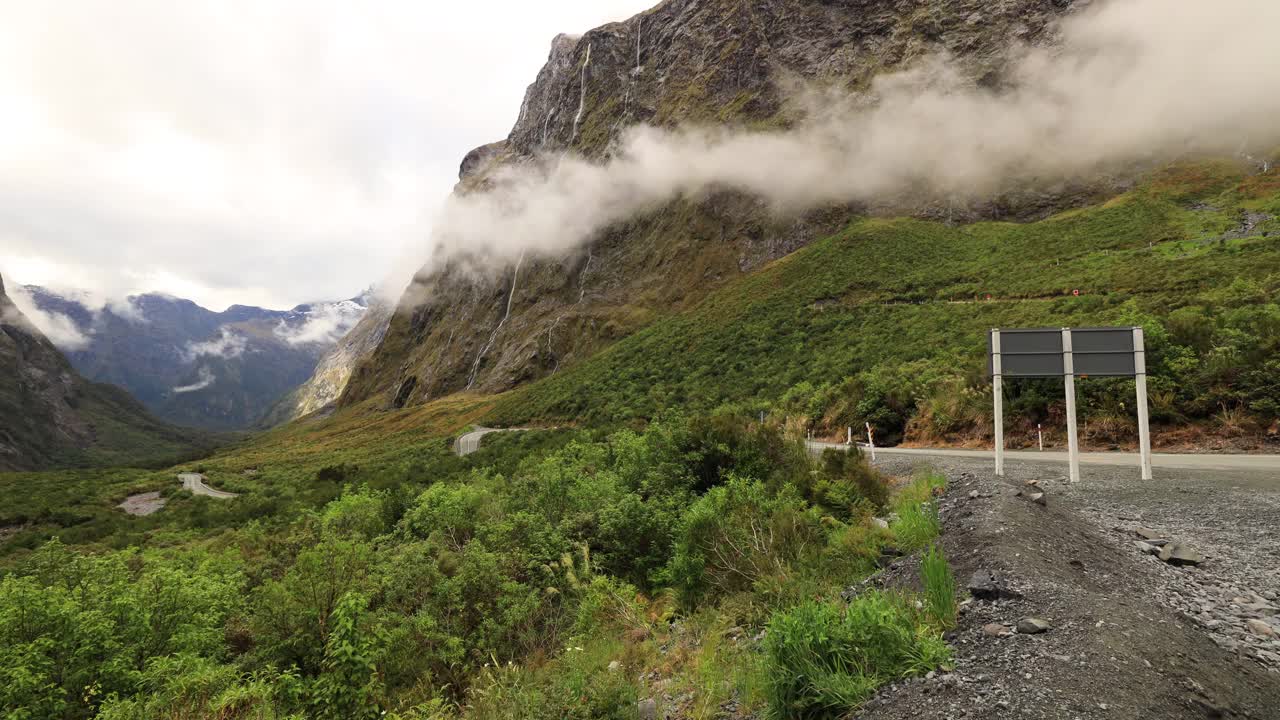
[1134,327,1153,480]
[992,329,1005,476]
[1062,328,1081,483]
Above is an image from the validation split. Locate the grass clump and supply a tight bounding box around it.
[888,472,945,551]
[921,544,957,629]
[762,593,951,719]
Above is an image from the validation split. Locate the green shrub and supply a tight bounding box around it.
[920,544,957,629]
[666,475,822,608]
[763,594,950,719]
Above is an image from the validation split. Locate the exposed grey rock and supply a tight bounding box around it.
[969,490,980,499]
[1030,492,1047,506]
[1135,527,1164,541]
[1246,619,1276,639]
[983,623,1012,637]
[637,698,658,720]
[1134,541,1158,555]
[1159,542,1205,566]
[969,569,1021,601]
[608,660,622,672]
[1016,617,1052,634]
[872,517,890,530]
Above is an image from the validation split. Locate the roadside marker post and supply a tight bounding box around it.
[847,426,853,445]
[1037,424,1043,452]
[992,329,1005,476]
[1134,327,1153,480]
[1062,328,1081,483]
[866,422,876,461]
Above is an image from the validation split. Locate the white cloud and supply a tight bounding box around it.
[4,282,92,351]
[173,366,216,394]
[0,0,653,311]
[417,0,1280,280]
[274,300,366,346]
[184,327,249,362]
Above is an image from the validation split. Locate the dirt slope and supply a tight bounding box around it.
[862,455,1280,719]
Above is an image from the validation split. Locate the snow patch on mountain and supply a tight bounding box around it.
[273,298,367,346]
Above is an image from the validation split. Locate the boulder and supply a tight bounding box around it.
[1158,542,1204,566]
[968,569,1021,601]
[1246,619,1277,639]
[983,623,1012,637]
[1016,617,1052,634]
[1134,541,1160,555]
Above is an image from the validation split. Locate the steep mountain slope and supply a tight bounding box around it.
[341,0,1094,412]
[488,160,1280,445]
[21,287,371,430]
[260,300,393,424]
[0,273,217,471]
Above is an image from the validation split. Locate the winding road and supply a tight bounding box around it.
[806,441,1280,472]
[177,472,239,499]
[454,427,520,456]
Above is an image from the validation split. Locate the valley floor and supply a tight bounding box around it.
[857,453,1280,719]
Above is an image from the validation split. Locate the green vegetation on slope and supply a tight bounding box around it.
[490,161,1280,446]
[1,413,950,719]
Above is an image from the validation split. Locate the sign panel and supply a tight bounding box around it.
[990,327,1140,378]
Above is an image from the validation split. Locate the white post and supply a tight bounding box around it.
[865,422,876,461]
[847,426,853,445]
[992,329,1005,477]
[1037,424,1043,452]
[1134,327,1153,480]
[1063,328,1081,483]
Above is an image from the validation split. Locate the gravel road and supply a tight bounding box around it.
[177,472,238,499]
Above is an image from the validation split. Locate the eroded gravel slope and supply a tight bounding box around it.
[858,455,1280,720]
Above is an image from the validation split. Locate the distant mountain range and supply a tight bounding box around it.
[17,285,372,430]
[0,272,218,471]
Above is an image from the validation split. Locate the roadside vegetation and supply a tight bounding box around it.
[491,160,1280,448]
[1,412,953,719]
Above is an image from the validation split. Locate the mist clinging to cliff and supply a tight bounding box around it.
[414,0,1280,284]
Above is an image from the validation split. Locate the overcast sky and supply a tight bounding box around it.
[0,0,651,311]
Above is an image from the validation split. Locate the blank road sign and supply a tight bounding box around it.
[990,327,1141,378]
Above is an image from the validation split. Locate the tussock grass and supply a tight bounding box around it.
[888,472,945,551]
[763,593,951,719]
[921,544,957,630]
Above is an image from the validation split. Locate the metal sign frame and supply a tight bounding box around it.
[990,327,1152,482]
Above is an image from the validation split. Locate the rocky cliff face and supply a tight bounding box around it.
[263,300,393,423]
[341,0,1087,412]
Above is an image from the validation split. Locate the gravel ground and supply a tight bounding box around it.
[856,454,1280,720]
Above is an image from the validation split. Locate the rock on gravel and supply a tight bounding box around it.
[1015,617,1052,634]
[968,569,1021,601]
[1246,619,1277,638]
[1158,542,1205,566]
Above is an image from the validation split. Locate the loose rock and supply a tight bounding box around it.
[983,623,1013,637]
[637,699,658,720]
[1030,492,1047,506]
[1246,619,1276,639]
[1158,542,1205,566]
[968,569,1021,601]
[1016,617,1052,634]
